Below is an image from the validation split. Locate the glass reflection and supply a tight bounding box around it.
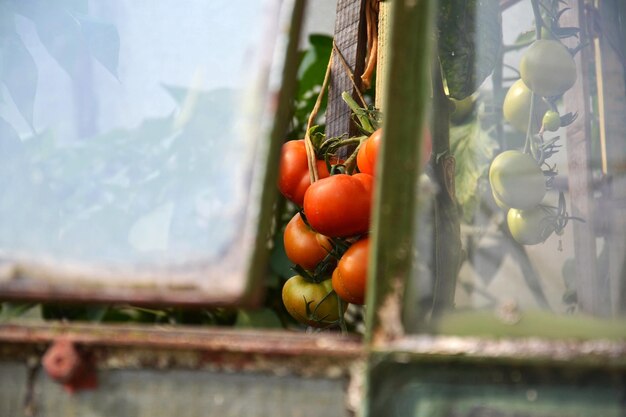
[413,0,626,326]
[0,1,264,265]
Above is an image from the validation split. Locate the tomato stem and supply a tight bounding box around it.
[292,264,318,283]
[343,138,366,174]
[523,0,545,157]
[530,0,544,40]
[523,91,536,156]
[361,0,379,91]
[304,49,335,184]
[341,91,375,134]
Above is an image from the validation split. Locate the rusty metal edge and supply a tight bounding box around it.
[0,322,365,380]
[0,322,363,357]
[0,286,244,308]
[5,323,626,365]
[375,335,626,369]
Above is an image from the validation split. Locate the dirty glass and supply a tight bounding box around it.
[407,0,626,333]
[0,1,289,301]
[369,362,625,417]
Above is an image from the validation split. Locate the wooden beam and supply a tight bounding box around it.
[374,0,389,110]
[594,0,626,316]
[366,0,435,342]
[561,0,607,316]
[326,0,368,139]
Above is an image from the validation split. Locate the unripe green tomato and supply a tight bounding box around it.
[542,110,561,132]
[282,276,346,327]
[489,150,546,210]
[503,79,549,133]
[507,206,557,245]
[520,40,577,97]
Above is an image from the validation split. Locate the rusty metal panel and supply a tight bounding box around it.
[0,363,350,417]
[0,362,28,415]
[0,323,362,416]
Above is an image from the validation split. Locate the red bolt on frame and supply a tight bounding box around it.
[41,338,97,393]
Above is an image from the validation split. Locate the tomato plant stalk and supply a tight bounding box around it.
[430,61,462,316]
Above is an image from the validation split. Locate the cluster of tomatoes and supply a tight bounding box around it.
[493,37,578,245]
[277,129,385,328]
[278,124,433,328]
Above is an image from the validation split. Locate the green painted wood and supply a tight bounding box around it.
[561,0,604,316]
[436,310,626,340]
[0,362,28,415]
[0,362,349,417]
[594,0,626,317]
[365,0,435,339]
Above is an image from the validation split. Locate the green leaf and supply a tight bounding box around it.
[513,29,536,46]
[297,34,332,97]
[84,306,110,322]
[161,84,192,105]
[0,33,38,127]
[75,13,120,78]
[23,4,86,79]
[235,309,283,329]
[269,223,294,280]
[450,119,498,222]
[16,2,120,80]
[0,302,37,321]
[438,0,502,99]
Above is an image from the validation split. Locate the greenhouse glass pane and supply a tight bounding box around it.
[395,0,626,334]
[0,0,293,303]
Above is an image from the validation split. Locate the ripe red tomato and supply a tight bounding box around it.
[332,237,369,305]
[303,173,373,237]
[282,276,346,327]
[356,129,382,175]
[278,140,330,206]
[283,212,332,270]
[356,128,432,176]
